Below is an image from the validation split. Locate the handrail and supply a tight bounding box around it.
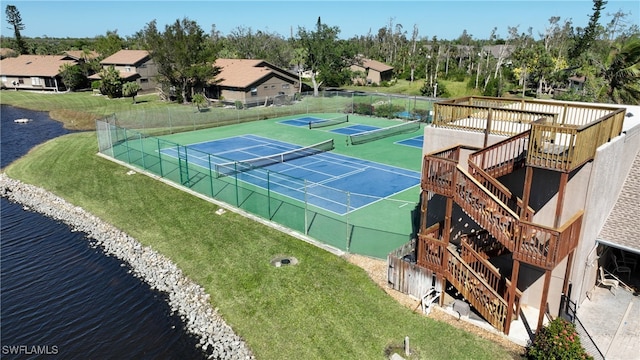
[461,235,522,318]
[422,154,582,269]
[467,130,534,220]
[446,247,509,332]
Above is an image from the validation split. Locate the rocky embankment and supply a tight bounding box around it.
[0,173,254,360]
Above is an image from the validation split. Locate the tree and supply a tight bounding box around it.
[289,47,308,92]
[191,93,207,111]
[599,35,640,104]
[122,81,142,104]
[139,18,219,104]
[98,65,122,98]
[5,5,27,54]
[59,63,87,91]
[296,17,356,96]
[94,30,124,58]
[569,0,608,61]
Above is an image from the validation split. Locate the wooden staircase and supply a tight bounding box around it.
[418,132,583,332]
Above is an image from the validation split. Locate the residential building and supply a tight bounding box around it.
[0,54,78,91]
[89,50,158,92]
[205,59,299,107]
[350,58,394,85]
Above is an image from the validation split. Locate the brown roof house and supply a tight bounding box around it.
[350,58,394,85]
[89,50,158,92]
[0,54,78,91]
[206,59,299,107]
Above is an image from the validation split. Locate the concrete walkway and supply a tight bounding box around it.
[577,286,639,360]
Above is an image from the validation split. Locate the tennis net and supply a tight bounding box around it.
[215,139,335,177]
[349,120,421,145]
[308,115,349,129]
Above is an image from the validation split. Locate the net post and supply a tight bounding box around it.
[208,154,214,196]
[157,138,164,177]
[124,128,132,164]
[234,162,240,207]
[139,133,146,170]
[304,179,308,235]
[346,191,350,253]
[267,170,271,219]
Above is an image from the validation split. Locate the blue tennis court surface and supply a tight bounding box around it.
[161,135,420,214]
[330,124,379,136]
[279,116,325,127]
[395,135,423,149]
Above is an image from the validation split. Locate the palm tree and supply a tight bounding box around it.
[601,36,640,104]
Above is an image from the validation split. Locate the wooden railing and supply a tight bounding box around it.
[513,211,583,269]
[446,249,509,332]
[433,102,556,136]
[526,108,625,172]
[468,131,534,221]
[437,96,620,127]
[422,154,582,270]
[416,232,511,332]
[460,235,522,319]
[417,223,446,270]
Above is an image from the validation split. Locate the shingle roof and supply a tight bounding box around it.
[599,148,640,253]
[359,58,393,72]
[0,55,77,77]
[88,70,140,80]
[213,59,295,88]
[100,50,150,65]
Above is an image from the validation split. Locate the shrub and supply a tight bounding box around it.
[234,100,244,110]
[374,103,404,119]
[526,318,593,360]
[352,102,374,116]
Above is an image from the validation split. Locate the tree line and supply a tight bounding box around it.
[3,1,640,104]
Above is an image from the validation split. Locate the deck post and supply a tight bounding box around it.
[536,270,552,334]
[504,259,520,335]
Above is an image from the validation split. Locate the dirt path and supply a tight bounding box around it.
[345,254,525,358]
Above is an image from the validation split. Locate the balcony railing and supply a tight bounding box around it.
[527,109,626,172]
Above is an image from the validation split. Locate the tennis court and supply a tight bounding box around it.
[396,135,424,149]
[98,98,431,258]
[160,134,420,215]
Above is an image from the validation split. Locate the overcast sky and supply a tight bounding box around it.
[1,0,638,41]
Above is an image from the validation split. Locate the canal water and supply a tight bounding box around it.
[1,105,206,359]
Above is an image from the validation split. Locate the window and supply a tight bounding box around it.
[125,67,131,72]
[264,85,269,89]
[140,78,149,83]
[271,85,275,88]
[31,77,42,86]
[282,84,290,89]
[1,76,6,82]
[250,87,257,96]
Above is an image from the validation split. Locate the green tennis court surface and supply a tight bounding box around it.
[100,112,425,258]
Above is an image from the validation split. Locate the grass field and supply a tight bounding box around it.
[3,131,517,360]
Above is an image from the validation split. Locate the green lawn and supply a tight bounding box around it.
[3,130,517,360]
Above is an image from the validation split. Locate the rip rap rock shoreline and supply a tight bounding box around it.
[0,173,254,360]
